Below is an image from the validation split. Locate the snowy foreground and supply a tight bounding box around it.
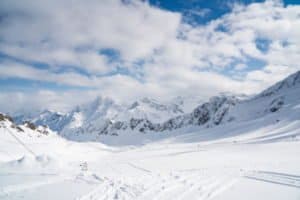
[1,117,300,200]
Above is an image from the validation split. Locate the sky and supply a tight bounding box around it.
[0,0,300,113]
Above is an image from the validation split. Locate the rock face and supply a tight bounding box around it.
[0,113,14,123]
[160,95,238,131]
[11,70,300,141]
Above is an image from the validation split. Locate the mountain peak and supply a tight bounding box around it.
[259,70,300,97]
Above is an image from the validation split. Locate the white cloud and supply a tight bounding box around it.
[0,0,181,69]
[0,61,98,87]
[0,0,300,112]
[0,90,99,114]
[245,64,296,88]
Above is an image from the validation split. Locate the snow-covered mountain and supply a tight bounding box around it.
[158,70,300,132]
[13,96,123,138]
[12,70,300,141]
[13,96,187,140]
[96,94,239,136]
[0,113,53,138]
[14,110,69,132]
[259,70,300,97]
[60,97,187,140]
[95,71,299,136]
[116,97,184,123]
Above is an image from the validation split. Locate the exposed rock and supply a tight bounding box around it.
[0,113,14,122]
[24,121,37,130]
[269,96,284,113]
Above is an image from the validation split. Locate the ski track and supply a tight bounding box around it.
[78,169,300,200]
[5,168,300,200]
[126,162,152,174]
[245,170,300,188]
[75,167,240,200]
[77,176,145,200]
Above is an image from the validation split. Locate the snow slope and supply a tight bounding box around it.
[0,110,300,199]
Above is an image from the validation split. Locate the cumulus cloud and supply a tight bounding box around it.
[0,0,181,70]
[0,0,300,112]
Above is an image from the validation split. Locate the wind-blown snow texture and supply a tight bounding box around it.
[1,71,300,199]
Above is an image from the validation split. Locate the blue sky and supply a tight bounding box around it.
[0,0,300,112]
[149,0,299,23]
[149,0,263,23]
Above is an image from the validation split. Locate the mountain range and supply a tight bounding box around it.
[10,70,300,142]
